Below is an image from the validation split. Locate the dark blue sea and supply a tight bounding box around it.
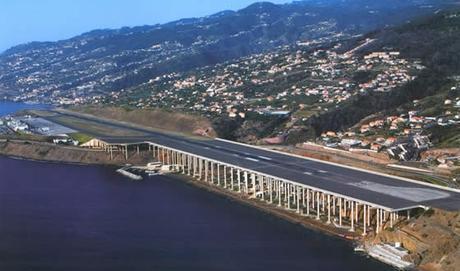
[0,102,392,271]
[0,101,50,116]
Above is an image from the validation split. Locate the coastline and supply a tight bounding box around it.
[0,139,150,166]
[5,140,460,271]
[0,140,360,241]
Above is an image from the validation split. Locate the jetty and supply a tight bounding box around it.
[116,167,143,181]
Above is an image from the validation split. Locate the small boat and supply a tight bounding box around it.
[116,168,143,181]
[354,245,366,252]
[146,170,162,176]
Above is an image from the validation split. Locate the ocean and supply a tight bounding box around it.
[0,102,392,270]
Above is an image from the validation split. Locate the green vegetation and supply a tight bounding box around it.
[429,126,460,148]
[69,133,93,145]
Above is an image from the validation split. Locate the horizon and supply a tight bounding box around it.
[0,0,291,52]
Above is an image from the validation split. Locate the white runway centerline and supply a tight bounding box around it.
[258,156,272,161]
[245,157,260,162]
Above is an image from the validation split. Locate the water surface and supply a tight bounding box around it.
[0,156,392,271]
[0,101,50,116]
[0,102,392,270]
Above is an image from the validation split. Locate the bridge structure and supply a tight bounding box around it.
[84,135,460,237]
[44,110,460,237]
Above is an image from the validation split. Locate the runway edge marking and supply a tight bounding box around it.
[215,138,460,195]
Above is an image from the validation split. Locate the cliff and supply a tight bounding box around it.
[369,208,460,271]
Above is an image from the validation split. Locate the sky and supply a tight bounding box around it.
[0,0,292,52]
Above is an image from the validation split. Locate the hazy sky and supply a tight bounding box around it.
[0,0,292,52]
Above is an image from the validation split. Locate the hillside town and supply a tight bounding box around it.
[317,83,460,165]
[105,46,422,120]
[5,42,457,165]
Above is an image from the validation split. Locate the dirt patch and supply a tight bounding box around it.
[71,106,216,137]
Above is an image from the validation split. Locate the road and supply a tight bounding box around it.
[47,110,460,212]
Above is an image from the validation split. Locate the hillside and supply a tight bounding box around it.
[0,0,454,104]
[305,9,460,139]
[86,8,460,148]
[71,106,216,137]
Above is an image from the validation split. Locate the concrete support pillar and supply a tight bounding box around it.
[268,179,273,203]
[284,183,287,205]
[205,161,209,182]
[199,159,203,180]
[230,168,234,190]
[223,166,227,189]
[302,187,306,208]
[327,194,331,224]
[182,154,185,174]
[237,169,241,192]
[306,189,310,216]
[363,205,367,236]
[390,212,394,228]
[332,196,336,216]
[296,187,301,214]
[316,192,320,220]
[350,201,355,232]
[181,154,187,174]
[244,172,249,194]
[251,174,256,197]
[191,157,196,176]
[367,206,371,227]
[211,162,214,184]
[217,164,221,186]
[287,184,291,210]
[355,202,359,223]
[180,154,185,174]
[278,181,282,207]
[322,193,325,213]
[339,197,343,226]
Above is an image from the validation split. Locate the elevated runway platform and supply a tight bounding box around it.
[98,135,460,212]
[44,109,460,235]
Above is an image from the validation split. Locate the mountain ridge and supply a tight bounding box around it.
[0,0,456,103]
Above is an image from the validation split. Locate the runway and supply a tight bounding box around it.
[47,110,460,212]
